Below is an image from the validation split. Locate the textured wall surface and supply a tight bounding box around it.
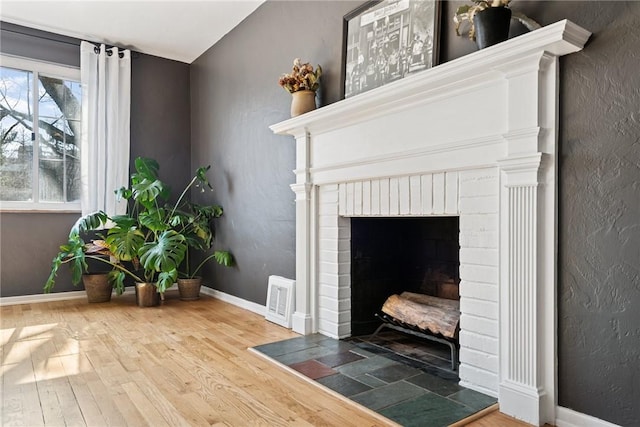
[0,24,191,297]
[130,54,191,199]
[192,1,639,424]
[190,1,361,304]
[556,4,640,425]
[2,1,638,423]
[442,2,640,424]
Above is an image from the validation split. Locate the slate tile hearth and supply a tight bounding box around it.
[252,332,497,427]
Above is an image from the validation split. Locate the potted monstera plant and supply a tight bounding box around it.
[170,169,233,300]
[45,157,232,306]
[45,212,120,303]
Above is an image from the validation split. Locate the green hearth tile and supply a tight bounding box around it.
[273,345,338,365]
[315,351,364,368]
[447,388,497,411]
[253,336,318,357]
[353,373,389,388]
[337,355,399,378]
[351,381,427,410]
[405,372,464,397]
[368,363,422,383]
[317,373,372,396]
[380,393,475,427]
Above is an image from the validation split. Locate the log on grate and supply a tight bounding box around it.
[372,291,461,370]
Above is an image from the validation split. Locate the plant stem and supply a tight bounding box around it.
[191,253,218,279]
[170,175,198,220]
[84,255,144,283]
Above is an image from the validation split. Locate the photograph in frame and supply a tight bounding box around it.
[342,0,440,99]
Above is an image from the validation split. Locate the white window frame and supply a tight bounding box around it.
[0,54,81,212]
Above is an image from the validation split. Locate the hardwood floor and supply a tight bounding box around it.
[1,292,533,426]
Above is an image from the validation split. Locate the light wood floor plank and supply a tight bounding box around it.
[1,292,535,426]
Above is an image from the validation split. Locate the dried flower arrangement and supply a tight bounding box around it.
[278,58,322,93]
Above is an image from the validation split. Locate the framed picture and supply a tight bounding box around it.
[341,0,440,99]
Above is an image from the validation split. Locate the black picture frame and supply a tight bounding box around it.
[341,0,441,99]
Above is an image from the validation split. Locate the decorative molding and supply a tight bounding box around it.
[290,183,312,199]
[310,134,501,177]
[555,406,621,427]
[271,19,590,427]
[498,154,544,187]
[270,20,590,137]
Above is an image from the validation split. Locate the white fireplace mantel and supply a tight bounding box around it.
[271,20,590,427]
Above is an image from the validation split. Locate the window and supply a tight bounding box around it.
[0,55,81,211]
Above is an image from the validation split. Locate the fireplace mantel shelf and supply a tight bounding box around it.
[270,19,590,137]
[270,19,590,427]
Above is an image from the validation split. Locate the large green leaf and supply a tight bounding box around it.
[139,230,187,274]
[213,250,234,267]
[108,270,126,295]
[135,157,160,181]
[186,218,212,250]
[44,233,87,292]
[106,226,145,261]
[132,178,166,209]
[195,165,213,190]
[156,269,178,294]
[139,208,169,232]
[70,211,108,237]
[110,215,137,229]
[192,203,223,219]
[114,186,132,201]
[168,210,190,228]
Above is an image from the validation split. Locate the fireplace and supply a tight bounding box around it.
[271,21,590,426]
[351,216,460,336]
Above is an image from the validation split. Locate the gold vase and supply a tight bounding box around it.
[290,90,316,117]
[135,282,160,307]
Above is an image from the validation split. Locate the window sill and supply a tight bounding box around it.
[0,202,81,213]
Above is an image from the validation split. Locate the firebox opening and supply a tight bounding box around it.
[350,216,460,336]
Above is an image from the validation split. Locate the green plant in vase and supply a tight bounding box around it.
[46,157,232,305]
[44,211,130,302]
[172,170,234,300]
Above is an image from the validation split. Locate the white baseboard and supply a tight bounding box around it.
[0,286,265,317]
[556,406,620,427]
[200,286,266,316]
[0,287,136,306]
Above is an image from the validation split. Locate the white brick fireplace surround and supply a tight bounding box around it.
[271,21,590,426]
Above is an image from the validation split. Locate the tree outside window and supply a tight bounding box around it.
[0,56,81,209]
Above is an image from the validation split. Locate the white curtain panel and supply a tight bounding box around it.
[80,41,131,217]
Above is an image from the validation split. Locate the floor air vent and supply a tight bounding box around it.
[265,275,295,328]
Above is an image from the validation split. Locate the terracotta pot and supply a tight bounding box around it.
[290,90,316,117]
[82,273,112,303]
[473,7,512,49]
[177,277,202,301]
[135,282,160,307]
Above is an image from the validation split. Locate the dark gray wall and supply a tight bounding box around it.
[0,23,191,297]
[130,54,191,197]
[555,4,640,425]
[191,1,639,424]
[190,1,361,303]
